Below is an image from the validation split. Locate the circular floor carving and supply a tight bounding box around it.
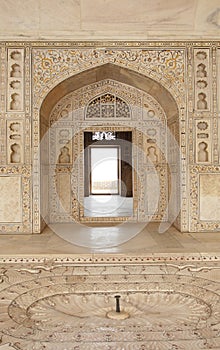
[23,290,211,333]
[0,263,220,349]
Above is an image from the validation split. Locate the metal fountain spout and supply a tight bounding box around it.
[106,295,130,320]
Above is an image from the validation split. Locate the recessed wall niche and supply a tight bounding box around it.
[194,48,210,112]
[7,48,24,112]
[7,121,24,164]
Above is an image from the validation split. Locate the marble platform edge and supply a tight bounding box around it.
[0,252,220,264]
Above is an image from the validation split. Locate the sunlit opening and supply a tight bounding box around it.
[91,147,119,194]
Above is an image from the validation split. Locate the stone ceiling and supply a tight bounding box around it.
[1,0,220,41]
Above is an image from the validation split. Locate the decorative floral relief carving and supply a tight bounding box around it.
[196,51,207,60]
[197,121,208,130]
[33,48,184,105]
[196,79,208,89]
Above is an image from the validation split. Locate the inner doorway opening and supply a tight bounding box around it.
[90,146,119,195]
[83,131,133,218]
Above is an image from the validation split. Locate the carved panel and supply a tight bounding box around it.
[200,174,220,221]
[7,49,24,112]
[33,48,185,105]
[195,119,212,163]
[50,168,72,223]
[7,120,23,164]
[190,165,220,231]
[0,166,32,233]
[56,128,72,165]
[0,176,22,222]
[194,48,211,112]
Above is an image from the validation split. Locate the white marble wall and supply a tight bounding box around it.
[0,41,219,233]
[0,1,220,40]
[0,176,21,222]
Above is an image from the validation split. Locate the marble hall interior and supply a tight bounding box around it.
[1,1,220,349]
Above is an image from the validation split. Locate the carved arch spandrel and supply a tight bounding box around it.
[39,63,180,130]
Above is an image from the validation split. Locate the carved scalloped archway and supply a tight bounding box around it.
[40,63,179,137]
[39,64,181,231]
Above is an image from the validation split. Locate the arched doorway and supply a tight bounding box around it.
[39,64,180,230]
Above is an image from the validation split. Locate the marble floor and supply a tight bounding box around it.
[1,223,220,349]
[0,222,220,256]
[84,195,133,217]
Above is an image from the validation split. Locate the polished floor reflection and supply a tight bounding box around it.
[1,222,220,255]
[84,195,133,217]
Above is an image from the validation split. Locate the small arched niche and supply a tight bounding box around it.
[40,64,181,230]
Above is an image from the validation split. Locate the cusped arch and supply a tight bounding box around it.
[40,63,179,135]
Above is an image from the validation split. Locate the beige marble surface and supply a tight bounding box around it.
[200,174,220,221]
[1,222,220,256]
[0,224,220,349]
[0,176,21,223]
[0,0,220,39]
[0,236,220,349]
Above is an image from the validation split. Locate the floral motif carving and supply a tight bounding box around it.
[33,48,184,105]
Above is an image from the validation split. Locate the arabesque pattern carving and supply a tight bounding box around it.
[33,48,184,104]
